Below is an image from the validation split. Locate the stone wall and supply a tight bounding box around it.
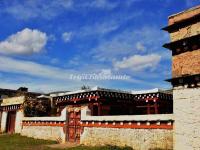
[21,126,65,143]
[172,49,200,77]
[170,22,200,42]
[81,127,173,150]
[173,87,200,150]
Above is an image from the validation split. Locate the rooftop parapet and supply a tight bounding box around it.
[168,5,200,26]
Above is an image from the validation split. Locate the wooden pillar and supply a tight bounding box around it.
[98,102,101,116]
[88,103,93,115]
[147,103,150,114]
[154,102,158,114]
[154,101,158,114]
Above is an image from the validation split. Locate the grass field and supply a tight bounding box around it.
[0,134,133,150]
[0,134,56,150]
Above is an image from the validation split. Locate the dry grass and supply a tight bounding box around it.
[0,134,133,150]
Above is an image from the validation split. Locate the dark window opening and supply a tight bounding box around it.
[92,105,98,116]
[90,100,173,116]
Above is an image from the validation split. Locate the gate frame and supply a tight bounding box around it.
[66,106,82,143]
[6,111,16,134]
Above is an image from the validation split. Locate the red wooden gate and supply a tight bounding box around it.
[6,111,16,133]
[67,108,81,142]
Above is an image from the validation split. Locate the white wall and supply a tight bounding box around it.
[21,126,66,143]
[81,127,173,150]
[15,110,24,133]
[21,107,67,143]
[1,111,7,132]
[80,106,173,150]
[174,87,200,150]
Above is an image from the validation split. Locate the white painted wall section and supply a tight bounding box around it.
[1,111,7,132]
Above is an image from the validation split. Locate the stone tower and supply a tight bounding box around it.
[163,6,200,149]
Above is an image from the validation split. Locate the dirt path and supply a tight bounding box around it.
[46,142,79,149]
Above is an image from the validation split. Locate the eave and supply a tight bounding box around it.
[163,34,200,55]
[166,74,200,88]
[55,90,172,106]
[162,13,200,32]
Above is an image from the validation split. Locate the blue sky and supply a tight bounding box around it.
[0,0,199,92]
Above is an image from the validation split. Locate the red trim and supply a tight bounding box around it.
[145,97,158,101]
[21,120,173,130]
[22,122,65,127]
[71,96,99,102]
[58,96,100,102]
[81,122,173,129]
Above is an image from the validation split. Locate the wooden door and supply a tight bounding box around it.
[67,108,81,142]
[6,111,16,133]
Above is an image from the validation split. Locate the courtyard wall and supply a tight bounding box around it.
[80,106,173,150]
[21,107,67,143]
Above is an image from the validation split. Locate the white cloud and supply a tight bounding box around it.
[0,55,169,92]
[86,0,118,9]
[79,21,119,37]
[114,54,161,72]
[1,0,144,21]
[99,69,112,76]
[62,32,73,43]
[91,26,168,61]
[136,42,146,51]
[3,0,73,20]
[0,56,149,92]
[68,56,80,65]
[0,28,47,55]
[0,76,81,93]
[0,56,73,80]
[2,0,120,20]
[78,11,142,38]
[50,58,59,64]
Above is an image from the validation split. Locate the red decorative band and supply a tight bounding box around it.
[81,121,173,129]
[22,121,65,127]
